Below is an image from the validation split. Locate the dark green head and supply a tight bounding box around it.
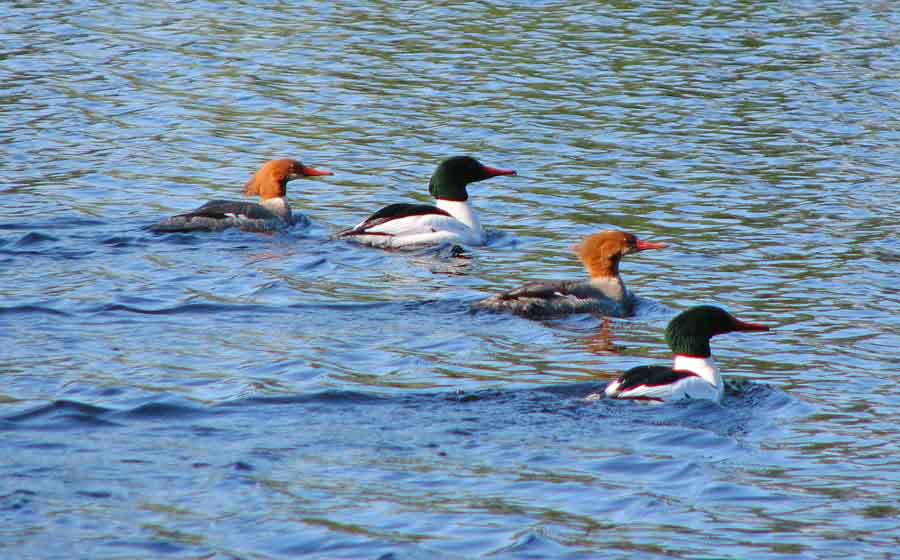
[428,156,516,201]
[664,305,769,357]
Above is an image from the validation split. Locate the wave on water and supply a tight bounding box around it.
[1,400,122,430]
[11,232,59,246]
[0,230,96,259]
[0,397,214,431]
[0,304,70,317]
[87,302,274,316]
[483,228,516,248]
[0,217,106,232]
[1,381,795,438]
[99,235,147,248]
[77,297,474,317]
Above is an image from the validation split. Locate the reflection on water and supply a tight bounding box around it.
[2,1,900,558]
[582,316,622,356]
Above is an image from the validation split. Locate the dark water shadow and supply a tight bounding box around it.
[1,380,801,441]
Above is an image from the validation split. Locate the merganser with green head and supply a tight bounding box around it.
[605,305,770,403]
[336,155,516,249]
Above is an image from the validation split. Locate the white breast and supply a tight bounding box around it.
[261,197,291,220]
[673,355,722,398]
[435,199,483,236]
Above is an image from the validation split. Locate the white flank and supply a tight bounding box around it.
[349,202,486,249]
[606,355,723,403]
[604,379,623,397]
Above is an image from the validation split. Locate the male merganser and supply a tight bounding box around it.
[471,231,667,319]
[149,159,332,233]
[335,155,516,249]
[604,305,770,403]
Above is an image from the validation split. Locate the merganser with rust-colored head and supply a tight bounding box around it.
[471,230,667,319]
[336,155,516,249]
[149,159,332,233]
[604,305,770,403]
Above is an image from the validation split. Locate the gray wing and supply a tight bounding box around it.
[177,200,279,221]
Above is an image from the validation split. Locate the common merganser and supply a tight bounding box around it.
[471,231,667,319]
[149,159,332,233]
[335,155,516,249]
[604,305,770,403]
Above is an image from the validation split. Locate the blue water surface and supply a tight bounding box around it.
[2,1,899,558]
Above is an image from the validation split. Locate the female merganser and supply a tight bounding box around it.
[149,159,332,233]
[471,231,667,319]
[604,305,770,403]
[336,155,516,249]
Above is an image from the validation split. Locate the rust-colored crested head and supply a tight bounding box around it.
[572,230,665,279]
[243,159,332,200]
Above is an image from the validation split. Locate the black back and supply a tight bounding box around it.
[367,203,448,221]
[337,203,450,236]
[499,281,578,301]
[614,365,698,391]
[178,200,277,221]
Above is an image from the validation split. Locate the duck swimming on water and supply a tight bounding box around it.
[604,305,770,403]
[149,159,332,233]
[336,155,516,249]
[471,230,667,319]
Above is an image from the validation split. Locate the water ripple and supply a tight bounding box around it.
[2,0,899,557]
